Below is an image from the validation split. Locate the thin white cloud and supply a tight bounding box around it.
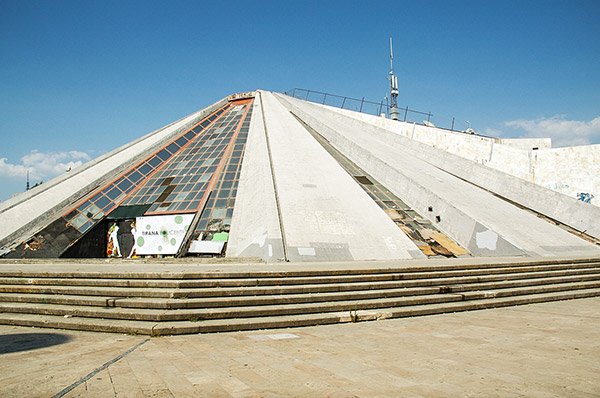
[0,150,91,181]
[505,115,600,147]
[483,127,504,136]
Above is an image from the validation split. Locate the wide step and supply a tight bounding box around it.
[0,257,598,334]
[1,267,599,298]
[1,288,599,335]
[1,273,599,309]
[1,279,599,321]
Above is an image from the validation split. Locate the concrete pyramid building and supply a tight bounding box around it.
[1,90,599,262]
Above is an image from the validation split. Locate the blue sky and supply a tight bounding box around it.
[1,0,599,201]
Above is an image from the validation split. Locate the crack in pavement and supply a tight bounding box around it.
[52,338,149,398]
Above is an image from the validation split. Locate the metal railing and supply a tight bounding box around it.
[283,88,434,125]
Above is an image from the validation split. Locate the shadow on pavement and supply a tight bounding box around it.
[0,333,72,354]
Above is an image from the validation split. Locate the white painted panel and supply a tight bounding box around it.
[134,214,194,255]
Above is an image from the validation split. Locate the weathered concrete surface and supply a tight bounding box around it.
[315,101,600,208]
[260,91,424,262]
[533,145,600,204]
[1,256,599,335]
[3,89,597,263]
[226,94,285,262]
[276,93,600,240]
[0,253,597,274]
[277,94,600,257]
[1,297,598,397]
[498,137,552,150]
[0,98,228,250]
[312,99,600,207]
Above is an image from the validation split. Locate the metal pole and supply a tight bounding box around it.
[359,97,364,112]
[305,90,310,100]
[341,97,346,109]
[451,117,455,131]
[403,107,408,121]
[322,93,327,104]
[427,112,432,122]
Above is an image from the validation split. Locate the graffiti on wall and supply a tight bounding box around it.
[544,181,570,195]
[577,192,594,204]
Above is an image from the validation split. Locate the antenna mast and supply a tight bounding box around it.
[26,170,30,191]
[388,37,399,120]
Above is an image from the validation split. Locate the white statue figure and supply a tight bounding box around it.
[128,221,138,258]
[108,223,121,257]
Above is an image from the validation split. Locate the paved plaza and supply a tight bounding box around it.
[1,297,599,397]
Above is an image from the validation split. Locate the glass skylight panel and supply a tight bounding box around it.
[61,103,230,233]
[120,101,250,216]
[192,104,252,238]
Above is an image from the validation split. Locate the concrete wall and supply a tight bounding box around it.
[313,102,600,208]
[260,91,424,262]
[226,93,285,262]
[498,138,552,150]
[0,98,227,249]
[533,145,600,205]
[280,96,600,240]
[277,93,600,258]
[485,143,534,181]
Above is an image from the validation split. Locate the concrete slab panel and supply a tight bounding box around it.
[277,94,599,258]
[261,91,423,262]
[226,96,285,262]
[282,96,600,240]
[303,98,599,209]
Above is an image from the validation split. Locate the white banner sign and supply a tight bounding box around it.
[134,214,194,255]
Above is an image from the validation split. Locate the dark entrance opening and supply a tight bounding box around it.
[61,220,108,258]
[61,204,150,258]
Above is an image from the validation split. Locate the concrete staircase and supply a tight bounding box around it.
[0,257,599,335]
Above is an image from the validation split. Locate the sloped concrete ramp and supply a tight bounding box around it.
[276,93,600,258]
